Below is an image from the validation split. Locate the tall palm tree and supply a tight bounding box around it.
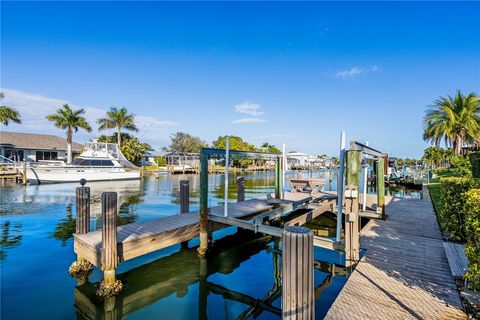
[0,92,21,126]
[97,107,138,146]
[423,91,480,155]
[46,104,92,163]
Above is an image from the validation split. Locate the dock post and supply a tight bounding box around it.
[344,150,361,268]
[237,176,245,202]
[282,226,314,319]
[97,192,122,298]
[198,153,209,257]
[275,158,281,198]
[22,160,27,185]
[180,180,190,249]
[376,157,385,219]
[68,179,93,281]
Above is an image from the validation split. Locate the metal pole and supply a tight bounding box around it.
[362,141,369,211]
[224,136,229,217]
[282,144,286,198]
[336,131,346,242]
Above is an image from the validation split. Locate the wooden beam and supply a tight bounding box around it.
[284,201,333,227]
[376,156,385,218]
[198,153,209,257]
[345,150,361,268]
[208,215,284,237]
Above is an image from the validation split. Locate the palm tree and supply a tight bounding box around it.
[0,92,21,126]
[97,107,138,146]
[46,104,92,163]
[423,91,480,155]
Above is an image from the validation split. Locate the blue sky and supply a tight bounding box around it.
[1,1,479,158]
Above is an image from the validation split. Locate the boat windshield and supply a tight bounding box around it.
[71,159,114,166]
[83,142,119,159]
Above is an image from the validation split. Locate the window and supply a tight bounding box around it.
[101,160,114,166]
[36,151,58,161]
[91,160,102,166]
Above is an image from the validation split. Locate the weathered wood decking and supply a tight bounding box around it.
[443,242,469,280]
[325,196,466,319]
[74,198,274,267]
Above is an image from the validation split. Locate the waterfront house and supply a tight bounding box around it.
[0,131,82,162]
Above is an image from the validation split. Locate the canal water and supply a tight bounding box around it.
[0,170,420,320]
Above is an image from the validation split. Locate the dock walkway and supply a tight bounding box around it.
[325,197,466,319]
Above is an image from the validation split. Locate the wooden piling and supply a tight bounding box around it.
[22,160,27,185]
[345,151,361,268]
[282,226,314,319]
[198,153,209,257]
[237,176,245,202]
[180,180,190,249]
[68,179,93,281]
[275,159,281,199]
[76,183,90,235]
[376,156,385,218]
[101,192,118,286]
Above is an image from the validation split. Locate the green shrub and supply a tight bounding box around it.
[464,189,480,290]
[440,177,479,241]
[154,157,167,166]
[449,155,472,177]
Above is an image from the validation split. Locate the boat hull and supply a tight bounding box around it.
[27,167,141,184]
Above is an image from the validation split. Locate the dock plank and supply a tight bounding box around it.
[443,242,469,279]
[325,197,466,320]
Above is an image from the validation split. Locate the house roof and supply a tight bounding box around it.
[0,131,82,151]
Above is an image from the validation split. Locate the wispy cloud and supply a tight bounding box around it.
[334,65,379,80]
[0,88,179,147]
[234,101,264,116]
[231,117,267,124]
[232,101,266,124]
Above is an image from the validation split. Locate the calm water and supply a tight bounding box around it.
[0,170,419,320]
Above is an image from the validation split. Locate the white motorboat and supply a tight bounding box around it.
[26,142,141,184]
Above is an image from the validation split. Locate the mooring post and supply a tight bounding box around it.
[198,152,209,257]
[376,156,385,219]
[68,179,93,281]
[344,150,361,268]
[22,160,27,185]
[282,226,314,319]
[97,192,122,297]
[237,176,245,202]
[275,158,281,199]
[180,180,190,249]
[76,179,90,235]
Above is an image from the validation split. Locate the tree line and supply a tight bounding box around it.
[0,92,148,165]
[164,132,282,155]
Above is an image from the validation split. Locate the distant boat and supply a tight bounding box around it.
[26,141,141,184]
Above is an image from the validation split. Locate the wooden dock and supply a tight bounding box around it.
[74,195,337,268]
[325,197,466,319]
[74,198,274,267]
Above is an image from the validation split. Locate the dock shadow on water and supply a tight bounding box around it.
[74,229,348,320]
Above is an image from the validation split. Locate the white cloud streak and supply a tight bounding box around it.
[231,117,267,124]
[334,65,379,80]
[234,101,264,116]
[0,88,178,147]
[232,101,266,124]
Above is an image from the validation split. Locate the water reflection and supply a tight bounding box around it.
[73,229,349,320]
[51,205,76,246]
[0,221,22,260]
[74,231,282,319]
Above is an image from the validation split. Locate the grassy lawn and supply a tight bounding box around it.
[427,168,455,226]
